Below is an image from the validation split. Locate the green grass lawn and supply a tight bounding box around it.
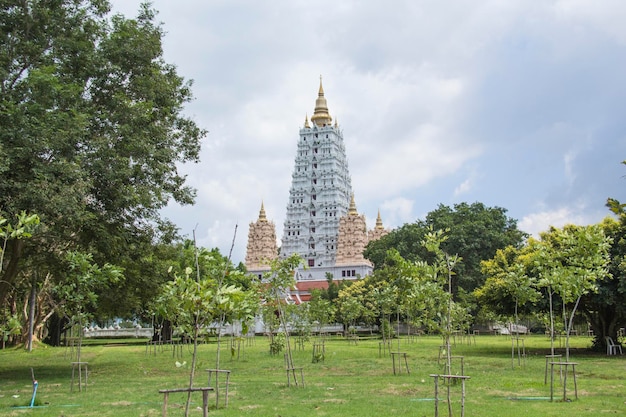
[1,334,625,416]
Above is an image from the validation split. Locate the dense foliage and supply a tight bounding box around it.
[364,202,527,295]
[0,0,205,344]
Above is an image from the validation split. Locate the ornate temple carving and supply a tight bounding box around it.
[335,195,371,267]
[368,210,389,243]
[245,202,278,270]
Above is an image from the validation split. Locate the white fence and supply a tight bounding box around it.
[84,327,153,338]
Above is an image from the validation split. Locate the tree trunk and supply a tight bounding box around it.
[27,276,36,351]
[43,313,67,346]
[184,317,200,417]
[586,304,621,352]
[0,240,25,306]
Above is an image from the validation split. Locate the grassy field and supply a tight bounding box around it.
[0,334,625,416]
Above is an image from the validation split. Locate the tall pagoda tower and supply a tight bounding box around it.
[246,78,391,298]
[280,78,353,270]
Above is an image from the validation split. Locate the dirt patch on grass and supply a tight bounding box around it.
[239,404,261,410]
[323,398,347,404]
[380,383,419,396]
[103,400,133,406]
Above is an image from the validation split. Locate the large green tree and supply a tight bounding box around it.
[476,222,614,353]
[365,202,527,295]
[0,1,205,330]
[580,216,626,351]
[474,245,540,326]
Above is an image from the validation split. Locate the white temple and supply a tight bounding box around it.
[245,78,389,301]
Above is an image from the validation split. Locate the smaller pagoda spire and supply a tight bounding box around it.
[258,201,268,222]
[348,194,358,215]
[304,113,310,128]
[375,210,384,229]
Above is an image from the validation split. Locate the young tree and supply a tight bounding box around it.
[260,254,303,385]
[154,251,255,416]
[336,279,376,337]
[421,230,461,364]
[419,229,465,417]
[476,246,540,367]
[372,283,397,343]
[308,290,336,337]
[535,225,612,360]
[53,251,123,360]
[476,246,540,333]
[369,249,424,347]
[337,291,365,336]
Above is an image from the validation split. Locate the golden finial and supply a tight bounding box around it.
[304,113,310,128]
[259,201,268,222]
[375,210,384,229]
[311,76,332,127]
[348,194,358,215]
[334,116,338,129]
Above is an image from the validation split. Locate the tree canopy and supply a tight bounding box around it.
[364,202,527,294]
[0,1,205,341]
[475,222,613,351]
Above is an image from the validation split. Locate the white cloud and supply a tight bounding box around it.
[519,206,589,237]
[454,179,472,197]
[553,0,626,44]
[109,0,626,264]
[378,197,414,228]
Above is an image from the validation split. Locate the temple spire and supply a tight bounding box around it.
[304,113,310,128]
[348,194,358,215]
[258,201,268,222]
[375,210,384,229]
[311,76,332,127]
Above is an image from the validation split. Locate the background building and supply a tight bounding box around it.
[245,79,389,301]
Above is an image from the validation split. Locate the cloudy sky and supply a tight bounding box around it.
[111,0,626,263]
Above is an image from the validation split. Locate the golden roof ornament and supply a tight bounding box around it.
[375,210,384,229]
[304,114,310,128]
[258,202,268,222]
[348,194,358,215]
[310,75,332,127]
